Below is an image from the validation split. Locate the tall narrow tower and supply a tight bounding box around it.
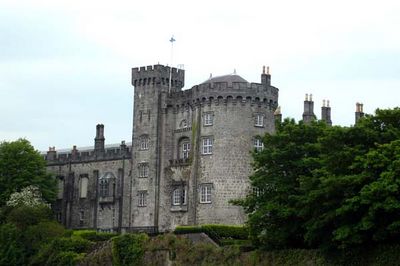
[129,65,184,229]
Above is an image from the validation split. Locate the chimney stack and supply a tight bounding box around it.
[303,93,315,124]
[261,65,271,86]
[94,124,105,154]
[321,99,332,126]
[355,103,365,123]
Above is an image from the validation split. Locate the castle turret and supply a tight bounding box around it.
[261,66,271,86]
[303,93,315,124]
[94,124,105,154]
[274,106,282,124]
[132,64,185,93]
[321,99,332,126]
[355,102,364,123]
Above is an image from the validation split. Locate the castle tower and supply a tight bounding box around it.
[321,100,332,126]
[355,102,364,123]
[129,65,185,230]
[303,93,316,124]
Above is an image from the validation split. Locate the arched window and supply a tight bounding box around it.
[172,188,186,205]
[139,135,149,150]
[80,175,89,198]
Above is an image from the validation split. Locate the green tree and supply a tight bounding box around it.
[237,108,400,250]
[0,139,56,206]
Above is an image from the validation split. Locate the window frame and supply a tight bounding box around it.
[203,112,213,126]
[99,179,109,197]
[181,141,191,159]
[254,138,264,151]
[139,135,149,150]
[172,188,187,206]
[255,114,264,127]
[200,184,212,203]
[138,163,149,178]
[138,191,147,207]
[202,137,213,155]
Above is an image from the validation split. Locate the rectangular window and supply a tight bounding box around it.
[139,136,149,150]
[254,138,264,151]
[172,188,187,206]
[80,175,89,198]
[204,113,213,126]
[99,179,109,197]
[202,138,213,155]
[79,210,84,226]
[138,163,149,178]
[200,184,212,203]
[138,191,147,207]
[182,142,191,159]
[255,114,264,127]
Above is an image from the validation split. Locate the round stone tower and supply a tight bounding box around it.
[129,65,278,232]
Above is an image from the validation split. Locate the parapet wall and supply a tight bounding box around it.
[45,144,132,165]
[167,81,279,110]
[132,64,185,89]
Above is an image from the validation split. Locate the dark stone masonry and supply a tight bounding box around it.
[45,64,360,233]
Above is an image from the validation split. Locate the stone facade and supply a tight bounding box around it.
[45,64,279,232]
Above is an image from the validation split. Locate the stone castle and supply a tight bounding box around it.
[45,64,364,232]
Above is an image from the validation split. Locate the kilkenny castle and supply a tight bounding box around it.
[45,64,365,232]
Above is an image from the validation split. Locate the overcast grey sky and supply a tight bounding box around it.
[1,0,400,151]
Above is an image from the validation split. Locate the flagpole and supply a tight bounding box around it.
[168,36,175,94]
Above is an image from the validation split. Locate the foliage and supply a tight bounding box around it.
[6,185,46,207]
[31,236,92,266]
[236,108,400,250]
[6,204,53,229]
[73,229,117,242]
[0,139,56,206]
[0,223,25,266]
[112,233,149,266]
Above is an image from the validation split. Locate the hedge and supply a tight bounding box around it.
[73,230,117,242]
[174,224,249,240]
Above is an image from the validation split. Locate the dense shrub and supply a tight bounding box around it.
[6,204,53,229]
[112,233,149,266]
[24,221,66,257]
[31,236,92,266]
[0,223,25,266]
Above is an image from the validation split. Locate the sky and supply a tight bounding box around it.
[1,0,400,151]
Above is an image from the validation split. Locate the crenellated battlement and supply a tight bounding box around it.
[166,80,278,111]
[44,142,132,165]
[132,64,185,90]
